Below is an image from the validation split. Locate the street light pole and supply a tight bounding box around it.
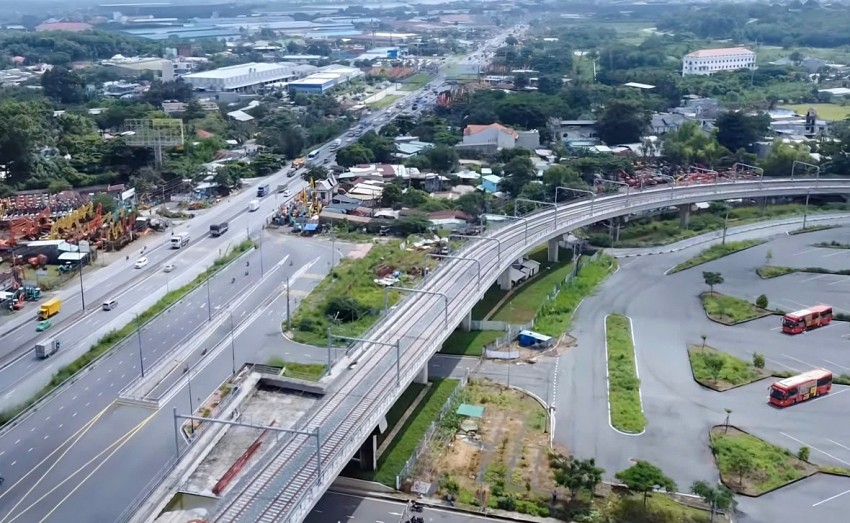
[721,206,730,245]
[259,227,265,277]
[136,314,145,378]
[286,277,292,332]
[555,186,595,214]
[187,368,194,416]
[330,229,336,269]
[803,189,811,230]
[78,257,86,311]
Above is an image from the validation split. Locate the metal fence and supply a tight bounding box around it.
[396,374,469,490]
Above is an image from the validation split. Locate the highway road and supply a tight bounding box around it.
[0,27,501,522]
[0,234,338,522]
[305,492,498,523]
[556,217,850,523]
[212,177,850,523]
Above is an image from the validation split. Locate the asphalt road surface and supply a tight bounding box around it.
[0,235,337,522]
[305,492,499,523]
[556,219,850,523]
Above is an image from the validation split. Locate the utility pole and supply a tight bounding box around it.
[286,277,292,332]
[229,309,236,375]
[136,314,145,377]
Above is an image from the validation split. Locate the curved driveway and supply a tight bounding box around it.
[214,177,850,522]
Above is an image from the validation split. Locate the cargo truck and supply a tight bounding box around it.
[37,297,61,320]
[34,339,60,359]
[170,232,190,249]
[330,138,342,151]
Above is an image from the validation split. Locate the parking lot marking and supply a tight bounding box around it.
[766,357,799,372]
[824,250,847,258]
[827,278,850,286]
[781,432,850,467]
[827,439,850,452]
[794,248,821,256]
[813,487,850,507]
[822,359,850,371]
[782,354,821,369]
[799,274,830,283]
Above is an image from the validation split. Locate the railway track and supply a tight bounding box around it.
[212,178,850,522]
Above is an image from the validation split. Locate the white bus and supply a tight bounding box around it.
[307,149,320,160]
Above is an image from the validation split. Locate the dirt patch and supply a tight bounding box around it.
[413,379,555,513]
[345,243,374,260]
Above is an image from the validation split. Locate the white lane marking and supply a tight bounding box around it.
[795,248,821,256]
[782,354,820,369]
[823,359,850,371]
[782,432,850,467]
[814,487,850,507]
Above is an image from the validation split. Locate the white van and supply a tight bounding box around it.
[102,299,118,311]
[248,200,259,212]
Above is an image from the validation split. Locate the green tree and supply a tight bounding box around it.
[358,131,397,163]
[215,162,251,188]
[662,121,728,169]
[250,154,284,177]
[798,446,810,461]
[381,183,403,207]
[544,164,587,200]
[41,66,86,105]
[703,271,724,294]
[755,294,768,309]
[400,187,430,208]
[551,453,604,500]
[91,193,117,214]
[304,165,329,181]
[727,446,755,485]
[760,142,814,177]
[595,100,649,145]
[704,353,725,383]
[423,144,459,173]
[715,111,769,153]
[753,352,765,369]
[691,481,735,523]
[615,461,677,506]
[393,214,432,235]
[335,143,375,168]
[499,156,536,196]
[454,192,487,216]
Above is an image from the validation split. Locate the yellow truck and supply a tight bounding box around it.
[37,297,61,320]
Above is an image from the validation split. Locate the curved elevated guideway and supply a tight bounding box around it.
[213,178,850,523]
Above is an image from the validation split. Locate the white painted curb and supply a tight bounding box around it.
[603,313,646,437]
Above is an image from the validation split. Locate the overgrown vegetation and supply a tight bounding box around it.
[370,379,458,486]
[289,242,434,346]
[688,345,771,391]
[701,293,771,325]
[534,256,617,337]
[605,314,646,434]
[489,249,575,322]
[265,358,326,381]
[756,266,798,279]
[710,427,815,495]
[0,239,255,425]
[670,240,766,273]
[439,329,504,356]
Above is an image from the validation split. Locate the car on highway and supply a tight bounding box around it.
[287,169,297,178]
[163,264,176,273]
[134,257,149,269]
[36,319,52,332]
[282,189,291,197]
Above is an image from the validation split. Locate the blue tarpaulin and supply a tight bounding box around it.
[303,223,319,232]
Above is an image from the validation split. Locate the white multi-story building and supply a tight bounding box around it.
[682,47,756,76]
[183,63,299,92]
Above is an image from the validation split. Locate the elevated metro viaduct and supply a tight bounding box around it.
[208,177,850,523]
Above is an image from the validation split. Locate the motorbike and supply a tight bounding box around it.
[410,501,424,512]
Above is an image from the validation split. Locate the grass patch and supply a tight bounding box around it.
[603,492,717,523]
[687,345,771,391]
[701,292,770,325]
[381,383,427,440]
[780,103,850,121]
[587,203,849,248]
[605,314,646,434]
[289,241,434,346]
[470,284,506,320]
[814,239,850,249]
[710,426,816,495]
[819,465,850,477]
[490,254,575,323]
[533,256,617,337]
[0,239,256,426]
[398,73,430,90]
[266,358,326,381]
[367,94,401,109]
[669,239,765,273]
[756,265,798,279]
[788,224,839,235]
[439,329,503,356]
[371,378,458,486]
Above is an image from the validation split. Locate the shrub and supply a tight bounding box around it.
[496,495,517,511]
[798,446,810,461]
[756,294,768,309]
[753,352,766,369]
[325,295,368,322]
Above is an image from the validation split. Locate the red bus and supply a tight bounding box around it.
[769,369,832,407]
[782,305,832,334]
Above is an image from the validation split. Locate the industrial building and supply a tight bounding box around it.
[681,47,756,76]
[102,56,175,81]
[183,63,300,92]
[287,65,363,95]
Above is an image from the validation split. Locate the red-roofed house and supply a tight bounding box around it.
[682,47,755,76]
[36,22,93,32]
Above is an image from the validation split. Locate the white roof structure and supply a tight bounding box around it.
[183,63,297,91]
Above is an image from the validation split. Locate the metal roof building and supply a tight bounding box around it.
[183,63,298,92]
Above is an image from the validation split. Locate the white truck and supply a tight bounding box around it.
[34,339,60,359]
[330,138,342,151]
[170,232,190,249]
[248,200,260,212]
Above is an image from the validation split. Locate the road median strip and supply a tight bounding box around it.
[700,292,772,325]
[668,239,765,274]
[605,314,646,435]
[0,239,256,427]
